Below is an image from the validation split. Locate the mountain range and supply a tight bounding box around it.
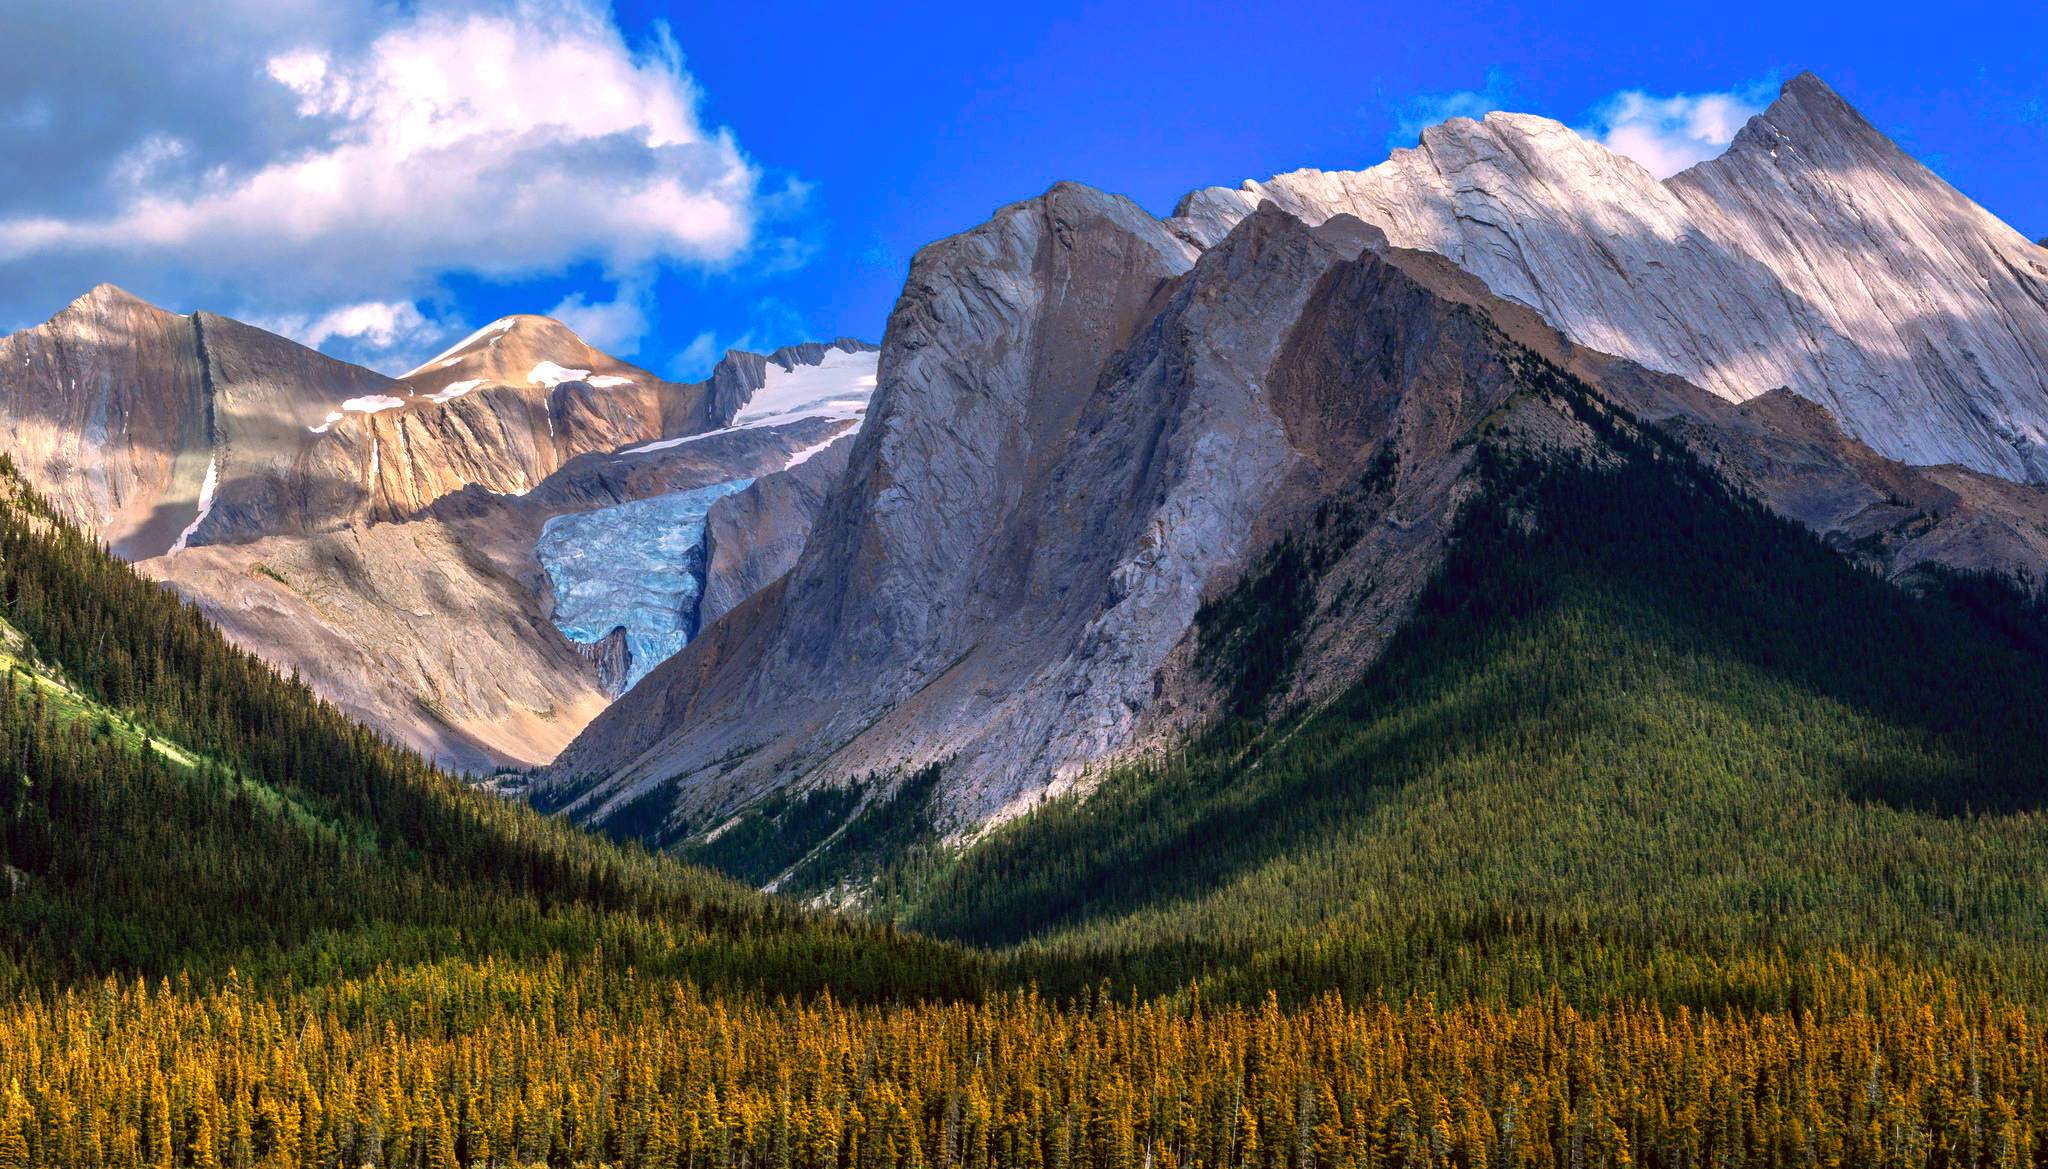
[529,74,2048,879]
[4,67,2048,1167]
[2,71,2045,880]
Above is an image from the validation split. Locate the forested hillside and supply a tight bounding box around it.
[0,454,973,1000]
[884,364,2048,1010]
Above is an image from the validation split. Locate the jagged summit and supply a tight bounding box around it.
[1165,73,2048,484]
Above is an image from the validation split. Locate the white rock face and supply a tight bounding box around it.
[1170,74,2048,482]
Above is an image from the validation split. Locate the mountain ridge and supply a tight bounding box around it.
[537,74,2048,874]
[0,287,879,769]
[1170,73,2048,482]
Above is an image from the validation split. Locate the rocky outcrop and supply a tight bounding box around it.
[1171,74,2048,484]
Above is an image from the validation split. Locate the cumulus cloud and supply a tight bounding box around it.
[0,0,785,372]
[1581,85,1774,179]
[671,331,723,379]
[549,283,653,355]
[252,301,439,352]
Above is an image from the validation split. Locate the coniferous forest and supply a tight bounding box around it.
[11,348,2048,1167]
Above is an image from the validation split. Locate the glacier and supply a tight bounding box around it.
[536,478,754,691]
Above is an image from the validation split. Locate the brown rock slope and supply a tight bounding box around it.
[1,288,873,770]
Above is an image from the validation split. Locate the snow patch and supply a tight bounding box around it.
[342,394,406,413]
[586,374,635,388]
[622,347,877,459]
[399,318,517,378]
[308,410,345,434]
[425,379,484,403]
[529,361,591,388]
[167,457,218,554]
[735,347,878,426]
[782,432,847,469]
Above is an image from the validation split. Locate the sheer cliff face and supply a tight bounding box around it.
[537,195,1618,833]
[1171,74,2048,484]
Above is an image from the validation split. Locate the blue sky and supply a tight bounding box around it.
[1,0,2042,378]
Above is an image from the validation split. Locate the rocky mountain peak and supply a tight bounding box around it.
[1164,75,2048,484]
[1708,71,1914,181]
[70,283,160,314]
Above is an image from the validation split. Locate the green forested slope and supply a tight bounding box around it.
[13,373,2048,1166]
[893,376,2048,1007]
[0,457,975,999]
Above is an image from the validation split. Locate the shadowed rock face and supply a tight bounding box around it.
[698,434,856,629]
[1170,74,2048,484]
[538,167,2048,857]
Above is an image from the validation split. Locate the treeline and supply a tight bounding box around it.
[4,952,2048,1168]
[0,458,975,1000]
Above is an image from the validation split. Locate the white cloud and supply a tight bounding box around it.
[671,330,722,379]
[549,283,653,354]
[255,300,436,351]
[661,297,815,379]
[0,0,783,372]
[1581,85,1773,179]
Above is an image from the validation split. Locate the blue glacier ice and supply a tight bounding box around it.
[536,478,754,691]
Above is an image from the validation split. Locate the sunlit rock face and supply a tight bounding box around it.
[0,280,877,770]
[536,478,754,694]
[1170,74,2048,483]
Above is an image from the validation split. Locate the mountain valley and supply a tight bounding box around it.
[4,63,2048,1168]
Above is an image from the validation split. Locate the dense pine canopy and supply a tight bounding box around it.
[0,454,975,1001]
